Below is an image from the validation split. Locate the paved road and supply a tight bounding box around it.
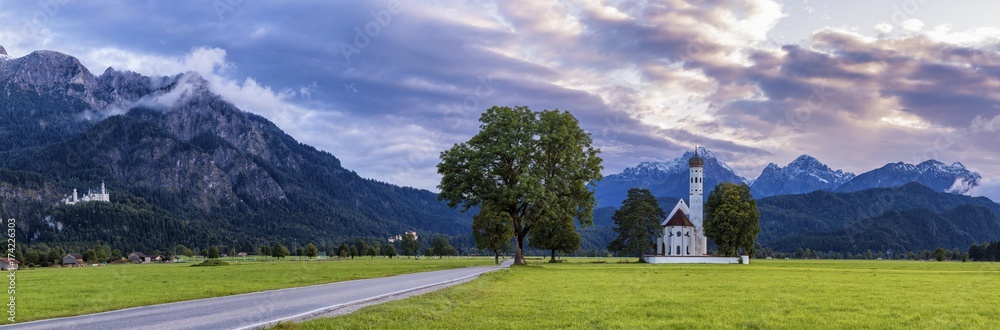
[6,260,513,330]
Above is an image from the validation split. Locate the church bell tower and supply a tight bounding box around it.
[688,147,706,255]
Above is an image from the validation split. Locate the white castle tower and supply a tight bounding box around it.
[63,181,111,205]
[688,147,707,255]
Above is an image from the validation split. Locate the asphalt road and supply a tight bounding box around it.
[6,260,513,330]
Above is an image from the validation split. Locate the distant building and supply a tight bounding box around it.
[0,258,19,270]
[63,253,84,267]
[388,231,418,243]
[63,182,111,205]
[127,252,151,263]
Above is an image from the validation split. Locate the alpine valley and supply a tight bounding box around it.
[1,48,998,256]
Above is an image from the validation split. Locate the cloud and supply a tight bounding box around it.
[967,177,1000,203]
[3,0,1000,191]
[971,114,1000,133]
[902,19,924,32]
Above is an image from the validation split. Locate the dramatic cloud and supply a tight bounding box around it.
[1,0,1000,191]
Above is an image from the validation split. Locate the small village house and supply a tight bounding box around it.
[62,253,84,267]
[0,258,19,270]
[127,252,152,263]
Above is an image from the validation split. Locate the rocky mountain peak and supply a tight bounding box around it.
[0,45,7,56]
[749,154,854,197]
[789,154,822,167]
[0,50,100,105]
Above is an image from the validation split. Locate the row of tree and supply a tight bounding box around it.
[968,241,1000,261]
[764,247,970,261]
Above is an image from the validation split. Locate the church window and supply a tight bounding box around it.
[687,246,690,255]
[676,231,681,236]
[676,246,681,255]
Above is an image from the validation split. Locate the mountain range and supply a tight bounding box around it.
[0,49,472,252]
[594,148,983,207]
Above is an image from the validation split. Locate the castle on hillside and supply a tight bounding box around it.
[62,182,111,205]
[387,231,418,243]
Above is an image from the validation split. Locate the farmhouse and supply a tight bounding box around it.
[0,258,18,270]
[128,252,152,263]
[63,253,84,266]
[647,148,745,264]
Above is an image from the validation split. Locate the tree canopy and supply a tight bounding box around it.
[432,236,458,257]
[438,105,602,265]
[304,243,319,258]
[704,182,761,257]
[271,241,289,259]
[472,205,514,264]
[608,188,665,262]
[529,214,581,263]
[401,232,419,257]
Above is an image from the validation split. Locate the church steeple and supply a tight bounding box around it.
[688,145,706,255]
[689,146,704,167]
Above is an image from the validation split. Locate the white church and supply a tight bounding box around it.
[646,148,747,264]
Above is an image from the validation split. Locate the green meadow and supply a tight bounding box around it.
[289,259,1000,329]
[7,257,492,323]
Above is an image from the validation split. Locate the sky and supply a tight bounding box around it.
[1,0,999,200]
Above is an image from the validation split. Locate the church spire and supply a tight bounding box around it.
[689,146,704,167]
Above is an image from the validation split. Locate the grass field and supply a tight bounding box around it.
[288,259,1000,329]
[7,257,492,323]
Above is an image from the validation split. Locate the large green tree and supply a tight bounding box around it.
[704,182,761,257]
[529,215,581,263]
[608,188,665,262]
[438,106,602,265]
[472,205,514,264]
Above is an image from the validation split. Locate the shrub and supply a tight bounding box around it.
[191,259,229,267]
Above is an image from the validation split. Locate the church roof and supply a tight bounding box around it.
[661,199,691,227]
[664,209,695,227]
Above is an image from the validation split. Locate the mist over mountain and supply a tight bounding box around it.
[0,49,472,252]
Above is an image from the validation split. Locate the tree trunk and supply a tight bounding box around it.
[494,250,500,265]
[550,248,556,263]
[514,232,526,265]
